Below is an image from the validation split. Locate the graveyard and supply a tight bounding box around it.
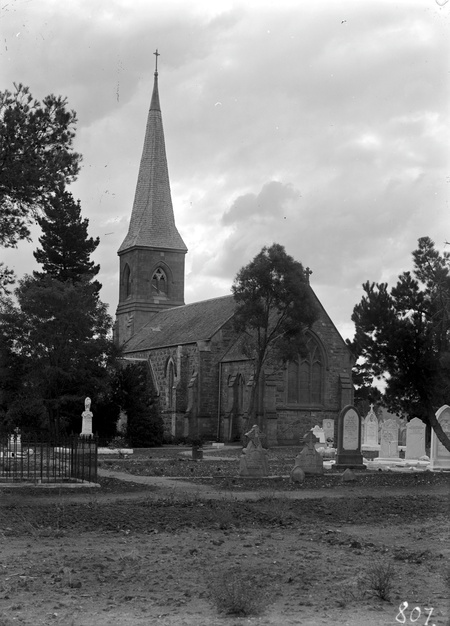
[0,439,449,626]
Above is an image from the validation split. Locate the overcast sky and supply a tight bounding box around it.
[2,0,449,340]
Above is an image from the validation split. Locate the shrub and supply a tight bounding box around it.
[208,567,270,616]
[360,559,396,601]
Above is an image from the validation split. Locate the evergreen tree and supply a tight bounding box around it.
[350,237,450,452]
[0,83,80,248]
[0,186,114,435]
[232,243,318,430]
[113,362,164,448]
[33,187,100,289]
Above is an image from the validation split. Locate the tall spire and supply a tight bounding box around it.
[118,51,187,254]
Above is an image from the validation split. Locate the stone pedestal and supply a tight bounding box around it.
[81,397,93,437]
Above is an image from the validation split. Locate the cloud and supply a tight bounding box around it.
[1,0,448,341]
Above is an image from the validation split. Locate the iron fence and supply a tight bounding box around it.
[0,432,98,484]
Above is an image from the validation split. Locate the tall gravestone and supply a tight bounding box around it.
[430,405,450,470]
[405,417,426,460]
[363,407,379,446]
[379,419,399,459]
[81,397,93,437]
[335,405,365,469]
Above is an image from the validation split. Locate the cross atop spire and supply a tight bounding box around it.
[154,49,160,75]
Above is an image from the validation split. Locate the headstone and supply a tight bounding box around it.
[311,425,326,445]
[363,408,379,446]
[8,428,23,458]
[322,418,335,445]
[81,397,93,437]
[430,405,450,470]
[290,466,305,483]
[379,419,399,459]
[239,424,269,477]
[291,431,324,475]
[335,405,365,469]
[342,468,357,482]
[405,418,426,460]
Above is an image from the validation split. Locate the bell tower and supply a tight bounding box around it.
[115,51,187,346]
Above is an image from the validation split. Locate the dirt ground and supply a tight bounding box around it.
[0,458,449,626]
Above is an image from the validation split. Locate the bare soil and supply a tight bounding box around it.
[0,448,449,626]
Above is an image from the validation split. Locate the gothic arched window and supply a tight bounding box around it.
[167,360,175,409]
[123,264,131,299]
[287,336,324,405]
[152,267,167,295]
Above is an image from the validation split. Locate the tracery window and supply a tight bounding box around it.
[152,267,167,294]
[287,336,324,405]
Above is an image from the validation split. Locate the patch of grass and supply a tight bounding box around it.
[208,567,270,616]
[360,559,396,602]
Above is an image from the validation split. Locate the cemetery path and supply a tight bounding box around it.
[2,466,449,506]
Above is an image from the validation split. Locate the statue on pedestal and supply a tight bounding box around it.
[81,397,93,437]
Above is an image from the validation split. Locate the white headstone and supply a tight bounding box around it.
[343,409,359,451]
[405,418,426,460]
[322,419,335,444]
[364,409,378,446]
[311,425,326,444]
[379,419,399,458]
[430,405,450,470]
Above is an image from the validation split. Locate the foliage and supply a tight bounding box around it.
[33,187,100,288]
[360,559,396,602]
[208,567,270,616]
[113,362,164,448]
[0,83,81,249]
[350,237,450,450]
[0,276,113,435]
[232,243,318,426]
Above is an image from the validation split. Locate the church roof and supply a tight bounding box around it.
[122,294,236,352]
[118,69,187,254]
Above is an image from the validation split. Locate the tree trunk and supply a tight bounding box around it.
[427,404,450,453]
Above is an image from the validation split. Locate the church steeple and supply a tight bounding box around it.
[115,52,187,346]
[118,51,187,254]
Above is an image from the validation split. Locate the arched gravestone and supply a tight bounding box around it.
[405,417,426,460]
[335,405,366,469]
[363,408,379,446]
[430,405,450,470]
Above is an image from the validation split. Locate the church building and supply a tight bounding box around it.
[115,58,355,446]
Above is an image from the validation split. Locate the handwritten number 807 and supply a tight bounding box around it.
[396,602,435,625]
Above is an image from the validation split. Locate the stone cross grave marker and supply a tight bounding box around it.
[405,417,426,460]
[292,431,324,475]
[430,405,450,470]
[379,419,399,459]
[239,424,269,477]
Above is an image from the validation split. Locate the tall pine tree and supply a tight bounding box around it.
[0,187,114,436]
[33,187,100,290]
